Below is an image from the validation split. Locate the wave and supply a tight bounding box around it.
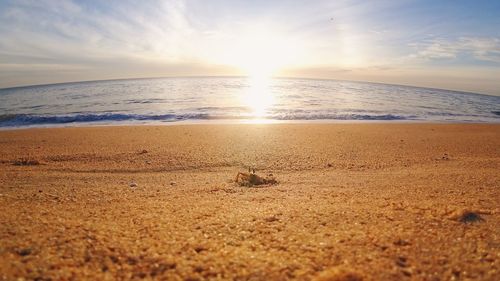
[0,112,411,127]
[272,113,409,121]
[0,113,202,127]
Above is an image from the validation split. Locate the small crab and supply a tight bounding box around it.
[235,168,277,187]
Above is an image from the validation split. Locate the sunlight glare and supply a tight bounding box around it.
[242,75,274,118]
[210,24,303,77]
[221,26,298,119]
[205,25,303,119]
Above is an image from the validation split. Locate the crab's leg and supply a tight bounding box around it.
[235,172,245,182]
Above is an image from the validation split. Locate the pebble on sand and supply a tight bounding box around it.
[129,182,138,188]
[16,248,32,256]
[458,211,484,223]
[449,209,486,223]
[194,245,206,253]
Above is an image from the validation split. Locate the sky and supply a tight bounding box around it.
[0,0,500,95]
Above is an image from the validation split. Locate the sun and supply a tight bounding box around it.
[212,26,302,118]
[203,24,303,118]
[207,25,304,75]
[229,27,299,77]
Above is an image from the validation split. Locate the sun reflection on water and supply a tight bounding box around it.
[242,75,274,119]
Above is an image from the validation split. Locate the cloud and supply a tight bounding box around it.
[410,37,500,63]
[0,0,199,65]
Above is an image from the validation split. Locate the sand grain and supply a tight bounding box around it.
[0,124,499,280]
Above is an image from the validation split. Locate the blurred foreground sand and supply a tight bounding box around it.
[0,124,499,280]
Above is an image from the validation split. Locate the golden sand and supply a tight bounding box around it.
[0,124,499,280]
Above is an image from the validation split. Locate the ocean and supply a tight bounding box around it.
[0,77,499,128]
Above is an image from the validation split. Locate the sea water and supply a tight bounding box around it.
[0,77,499,128]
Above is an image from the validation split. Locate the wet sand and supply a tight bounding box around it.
[0,124,499,280]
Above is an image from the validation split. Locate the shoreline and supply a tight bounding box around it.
[1,118,499,131]
[0,124,499,280]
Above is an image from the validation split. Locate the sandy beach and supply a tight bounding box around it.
[0,124,498,280]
